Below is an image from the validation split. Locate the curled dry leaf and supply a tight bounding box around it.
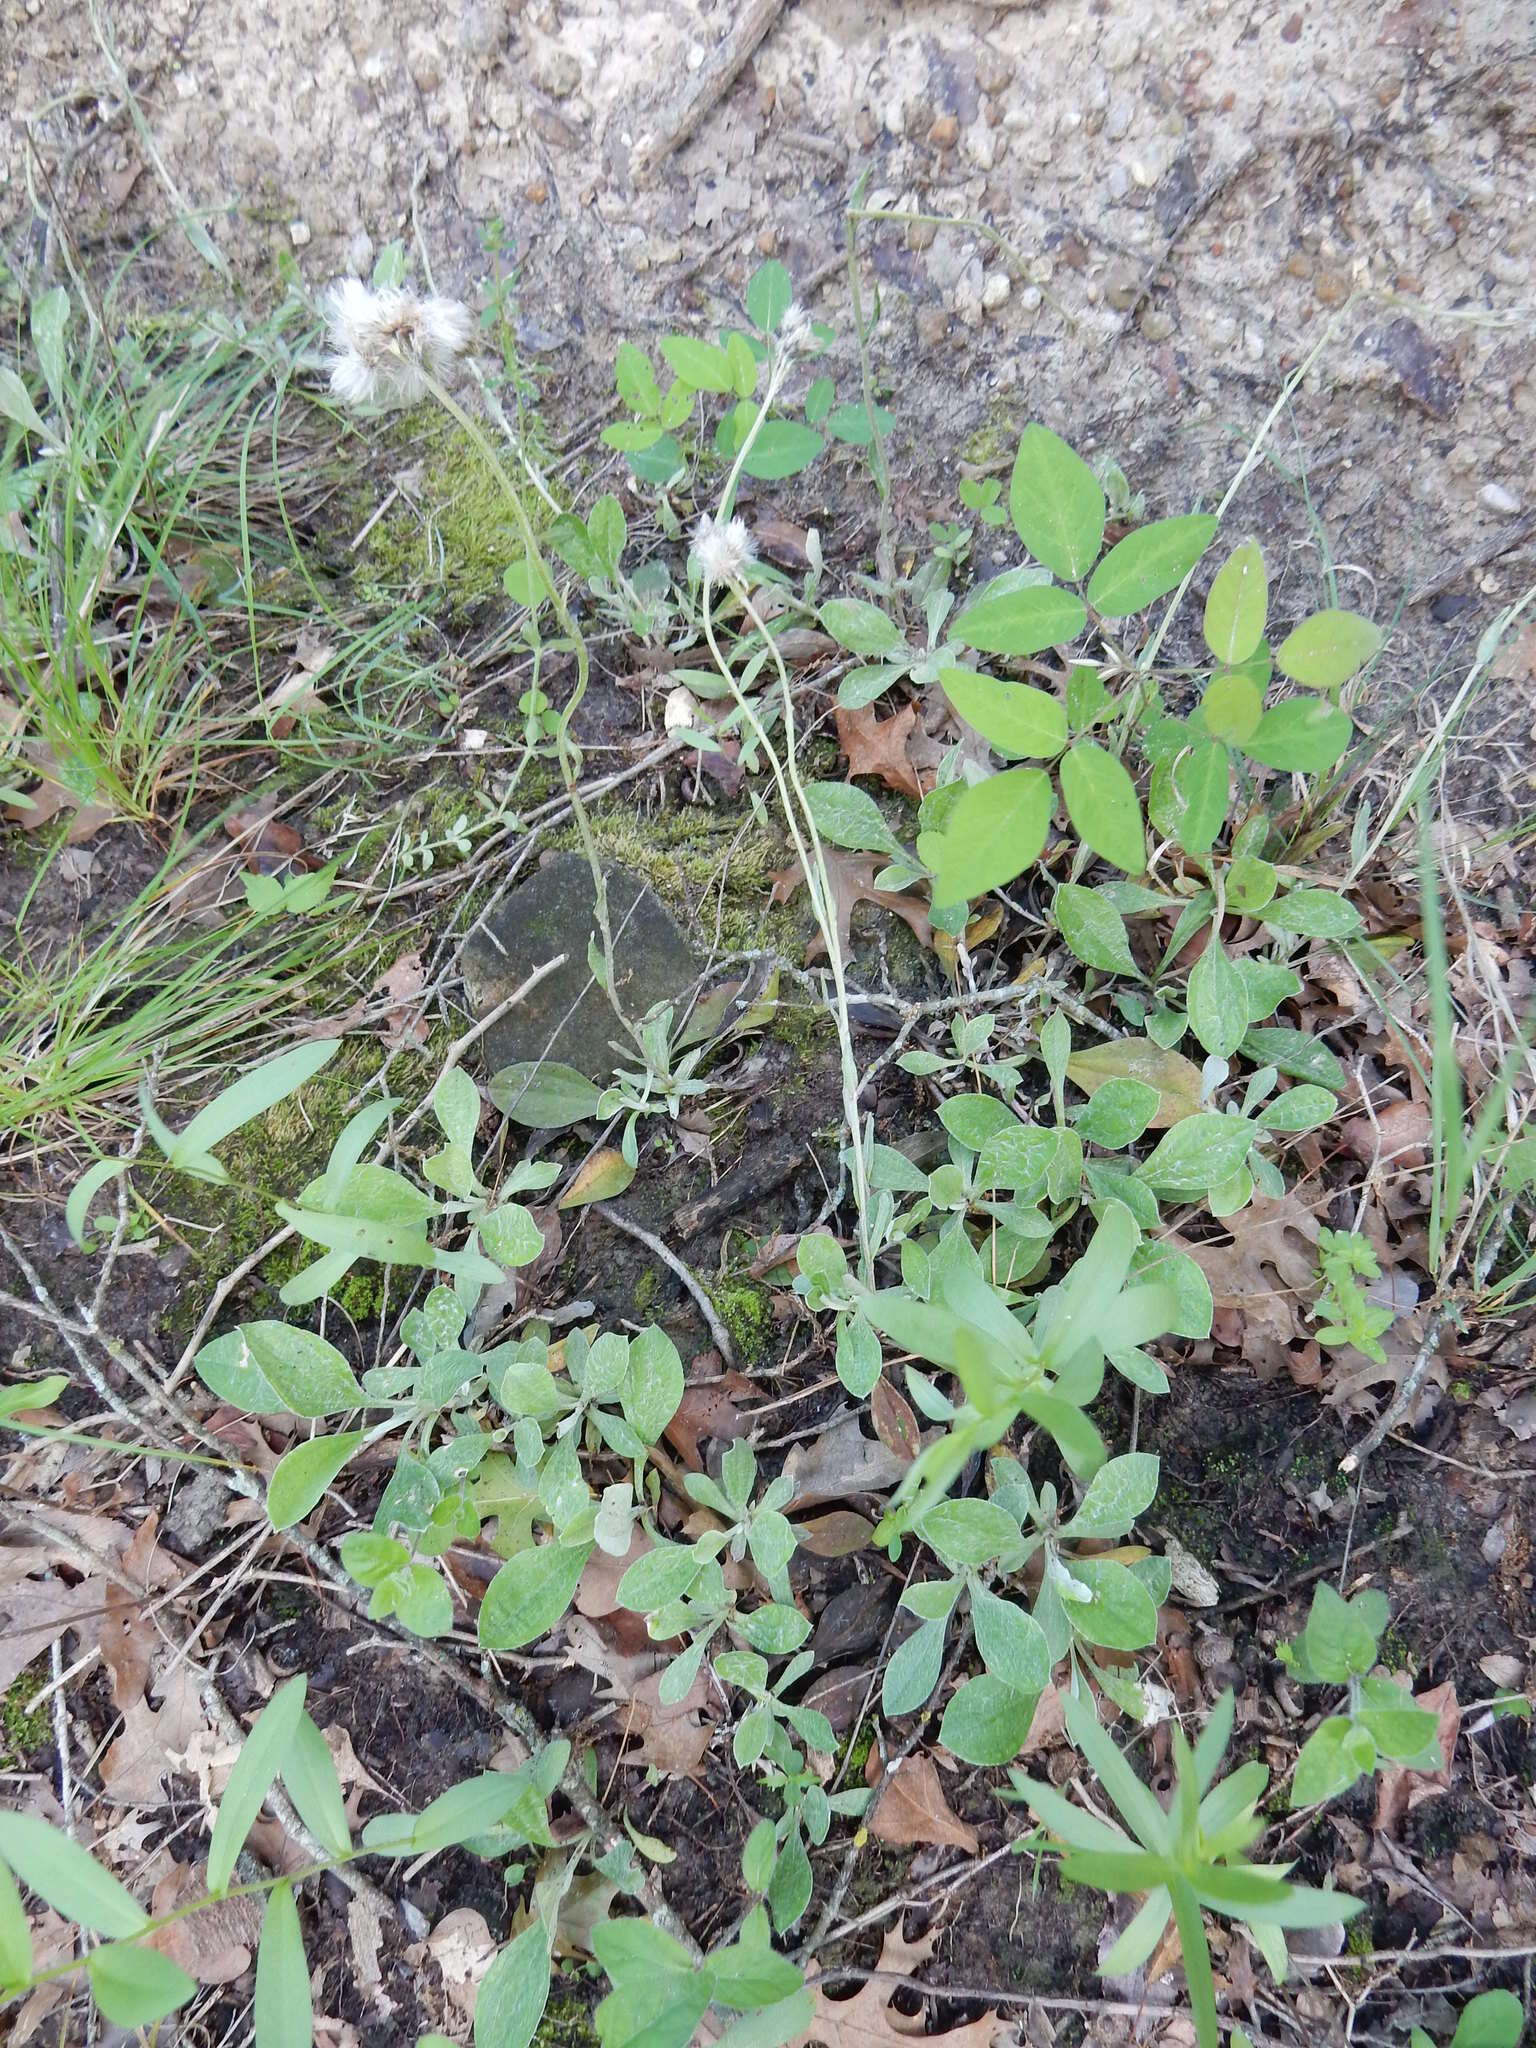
[871,1375,920,1465]
[100,1665,211,1806]
[783,1413,921,1509]
[794,1924,1008,2048]
[836,701,934,802]
[1179,1190,1321,1380]
[1375,1680,1460,1835]
[427,1907,498,2023]
[866,1749,978,1853]
[771,850,932,965]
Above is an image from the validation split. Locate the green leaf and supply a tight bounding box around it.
[364,1770,551,1856]
[1290,1717,1372,1807]
[87,1942,197,2027]
[281,1711,351,1858]
[1275,609,1382,690]
[1137,1115,1256,1196]
[1263,888,1363,940]
[0,365,47,436]
[618,1540,708,1614]
[801,781,905,857]
[393,1564,454,1638]
[1150,741,1229,859]
[66,1156,126,1250]
[1226,854,1277,915]
[1451,1990,1526,2048]
[0,1813,145,1936]
[940,667,1067,760]
[1066,1556,1160,1649]
[1067,1038,1204,1125]
[882,1617,948,1716]
[917,767,1054,904]
[971,1587,1051,1694]
[481,1204,546,1267]
[1008,423,1107,580]
[1253,1085,1336,1133]
[479,1542,592,1650]
[195,1322,364,1418]
[726,332,758,399]
[919,1498,1020,1569]
[1087,514,1218,617]
[267,1430,364,1531]
[255,1880,312,2048]
[1203,539,1267,666]
[741,420,824,480]
[209,1676,308,1893]
[171,1041,340,1173]
[1074,1076,1159,1150]
[1200,668,1265,745]
[0,1860,31,1991]
[490,1063,606,1128]
[820,597,907,658]
[1064,1451,1161,1536]
[1239,1027,1345,1090]
[1242,697,1352,773]
[746,259,795,332]
[952,573,1087,657]
[835,1311,882,1398]
[659,335,733,391]
[433,1066,481,1153]
[1054,883,1140,976]
[475,1922,551,2048]
[938,1094,1016,1150]
[939,1674,1038,1765]
[624,1325,684,1444]
[614,342,661,414]
[1059,741,1147,873]
[1186,933,1248,1059]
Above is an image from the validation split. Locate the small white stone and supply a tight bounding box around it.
[1019,284,1042,312]
[173,66,198,97]
[964,121,997,171]
[462,728,490,751]
[687,41,705,70]
[289,220,312,248]
[1106,164,1130,200]
[664,686,700,736]
[1105,97,1134,141]
[1243,324,1265,360]
[954,255,986,327]
[1479,482,1522,516]
[981,268,1011,313]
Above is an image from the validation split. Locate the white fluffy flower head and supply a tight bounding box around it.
[324,279,473,410]
[776,300,813,358]
[692,511,756,587]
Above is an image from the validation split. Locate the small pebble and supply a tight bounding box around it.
[1019,284,1042,312]
[915,305,951,349]
[928,112,958,149]
[1105,97,1134,141]
[1105,164,1130,200]
[288,220,311,247]
[1243,323,1265,359]
[964,122,997,171]
[1479,482,1522,516]
[1140,307,1175,342]
[981,268,1011,313]
[1489,249,1530,286]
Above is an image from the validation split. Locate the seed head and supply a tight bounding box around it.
[324,279,473,409]
[777,300,813,357]
[692,511,756,587]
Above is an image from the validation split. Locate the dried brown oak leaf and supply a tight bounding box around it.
[1178,1191,1320,1380]
[770,851,931,965]
[793,1924,1008,2048]
[865,1749,978,1853]
[835,702,933,802]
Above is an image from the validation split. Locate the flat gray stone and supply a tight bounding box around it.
[461,854,698,1085]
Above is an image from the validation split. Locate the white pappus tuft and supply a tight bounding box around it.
[692,511,756,587]
[323,279,474,410]
[776,300,813,357]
